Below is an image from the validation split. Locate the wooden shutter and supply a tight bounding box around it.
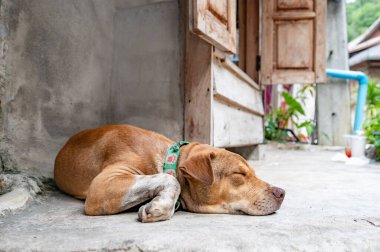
[261,0,326,84]
[191,0,237,54]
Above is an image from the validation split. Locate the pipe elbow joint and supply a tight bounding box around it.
[326,68,368,85]
[357,73,368,85]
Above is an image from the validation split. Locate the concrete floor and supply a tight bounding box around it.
[1,147,380,251]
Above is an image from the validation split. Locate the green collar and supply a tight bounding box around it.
[163,141,189,178]
[163,141,189,211]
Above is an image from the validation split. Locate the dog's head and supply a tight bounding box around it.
[178,144,285,215]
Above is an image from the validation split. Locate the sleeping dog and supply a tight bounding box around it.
[54,124,285,222]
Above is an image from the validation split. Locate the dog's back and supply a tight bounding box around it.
[54,124,173,199]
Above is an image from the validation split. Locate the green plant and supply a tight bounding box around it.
[364,79,380,160]
[346,0,380,42]
[265,109,288,142]
[265,85,316,143]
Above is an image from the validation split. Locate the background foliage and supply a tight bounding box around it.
[346,0,380,42]
[363,80,380,160]
[265,85,315,143]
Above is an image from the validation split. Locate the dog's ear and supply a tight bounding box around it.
[179,151,215,185]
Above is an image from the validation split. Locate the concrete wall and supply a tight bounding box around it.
[110,0,183,140]
[0,0,183,178]
[316,0,351,146]
[0,0,115,177]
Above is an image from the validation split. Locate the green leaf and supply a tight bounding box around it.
[268,121,276,130]
[305,124,315,137]
[298,121,312,128]
[282,92,305,115]
[295,121,315,137]
[309,89,314,97]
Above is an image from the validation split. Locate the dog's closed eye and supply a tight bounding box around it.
[230,173,245,186]
[232,172,246,176]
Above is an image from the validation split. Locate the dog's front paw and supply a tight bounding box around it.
[137,201,174,223]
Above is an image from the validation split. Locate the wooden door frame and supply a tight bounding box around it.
[238,0,260,83]
[183,0,263,145]
[183,0,214,144]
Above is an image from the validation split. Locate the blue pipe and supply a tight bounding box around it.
[326,68,368,133]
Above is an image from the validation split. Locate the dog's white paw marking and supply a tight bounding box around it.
[121,173,180,222]
[138,200,174,223]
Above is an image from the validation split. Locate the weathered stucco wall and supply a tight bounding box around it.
[0,0,182,178]
[110,0,182,140]
[0,0,115,177]
[317,0,351,146]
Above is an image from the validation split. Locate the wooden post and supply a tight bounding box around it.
[316,0,351,146]
[238,0,260,83]
[245,0,260,83]
[238,0,247,71]
[183,1,213,144]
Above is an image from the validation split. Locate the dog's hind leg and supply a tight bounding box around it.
[84,164,180,222]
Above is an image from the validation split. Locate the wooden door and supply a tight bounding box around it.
[191,0,237,54]
[261,0,326,84]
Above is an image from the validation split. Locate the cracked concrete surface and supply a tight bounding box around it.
[1,147,380,251]
[0,174,41,215]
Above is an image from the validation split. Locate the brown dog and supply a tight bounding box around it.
[54,124,285,222]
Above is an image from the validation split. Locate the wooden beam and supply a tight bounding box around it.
[272,11,316,20]
[246,0,260,82]
[238,0,247,71]
[184,27,213,144]
[213,100,264,147]
[213,57,264,116]
[214,55,261,91]
[314,0,327,83]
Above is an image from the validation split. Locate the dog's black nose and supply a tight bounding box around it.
[272,187,285,199]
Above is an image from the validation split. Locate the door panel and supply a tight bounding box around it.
[277,0,313,10]
[276,20,313,69]
[192,0,236,54]
[209,0,228,23]
[261,0,326,84]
